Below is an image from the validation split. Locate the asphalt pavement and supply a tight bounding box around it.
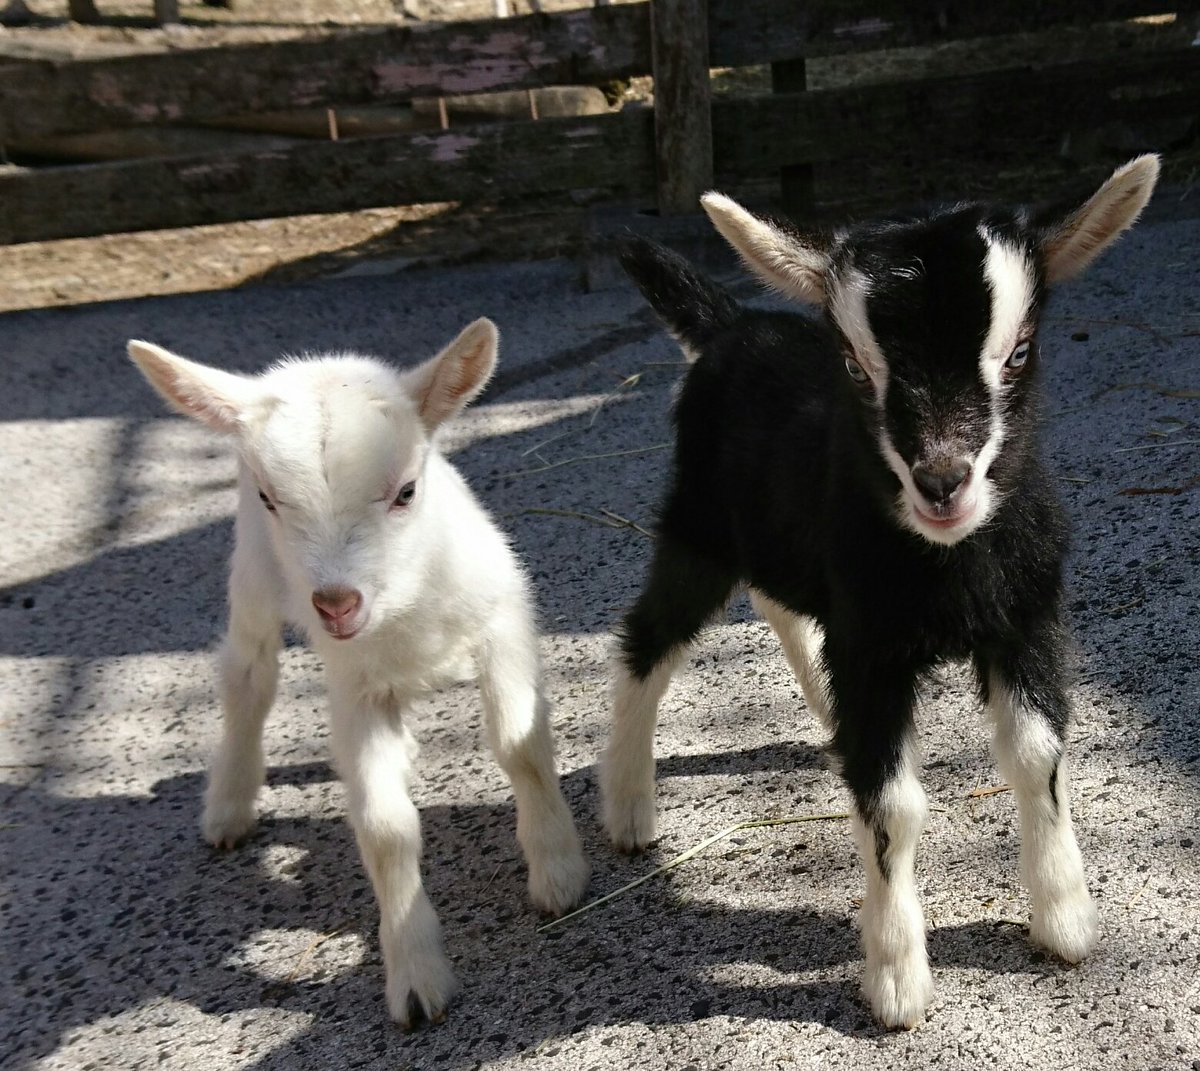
[2,193,1198,1071]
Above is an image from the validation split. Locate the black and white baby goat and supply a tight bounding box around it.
[601,156,1160,1028]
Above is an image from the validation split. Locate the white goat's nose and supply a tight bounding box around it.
[312,587,363,622]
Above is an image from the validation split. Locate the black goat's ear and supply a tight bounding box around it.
[1036,154,1160,285]
[701,192,831,305]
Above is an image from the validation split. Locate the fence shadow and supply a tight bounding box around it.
[5,750,1078,1071]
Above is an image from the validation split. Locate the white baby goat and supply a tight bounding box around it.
[128,320,588,1027]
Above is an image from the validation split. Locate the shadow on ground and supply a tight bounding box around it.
[4,749,1081,1071]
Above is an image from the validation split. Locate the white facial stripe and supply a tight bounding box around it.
[839,243,1020,548]
[980,233,1037,381]
[833,268,912,505]
[829,267,887,387]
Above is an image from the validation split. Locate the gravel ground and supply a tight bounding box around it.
[1,189,1198,1071]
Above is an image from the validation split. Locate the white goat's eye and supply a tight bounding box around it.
[845,357,870,384]
[1006,341,1031,371]
[393,481,417,508]
[258,490,276,513]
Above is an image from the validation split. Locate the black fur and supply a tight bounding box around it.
[616,232,1070,815]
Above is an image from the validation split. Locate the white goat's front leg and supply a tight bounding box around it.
[749,590,833,734]
[329,682,454,1027]
[984,667,1098,963]
[202,535,283,849]
[478,610,588,916]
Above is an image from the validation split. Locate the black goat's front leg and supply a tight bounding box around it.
[827,644,933,1029]
[977,627,1098,964]
[601,535,736,852]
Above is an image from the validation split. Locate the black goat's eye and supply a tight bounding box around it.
[258,490,276,512]
[1006,341,1031,371]
[845,357,870,384]
[393,481,417,508]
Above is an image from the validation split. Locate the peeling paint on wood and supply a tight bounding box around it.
[4,0,1189,141]
[0,111,656,244]
[2,44,1192,245]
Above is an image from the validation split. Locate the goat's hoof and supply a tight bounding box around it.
[201,802,257,850]
[601,793,657,854]
[1030,891,1099,963]
[529,843,590,916]
[863,957,934,1030]
[387,953,457,1030]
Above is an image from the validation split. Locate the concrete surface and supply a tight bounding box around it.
[2,198,1198,1071]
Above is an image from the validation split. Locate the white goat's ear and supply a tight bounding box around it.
[406,317,499,432]
[127,340,259,434]
[1038,154,1160,285]
[700,191,830,305]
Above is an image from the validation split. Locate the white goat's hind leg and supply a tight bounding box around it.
[330,688,454,1027]
[202,589,282,849]
[478,615,588,916]
[601,651,683,852]
[749,590,833,734]
[986,676,1098,963]
[854,751,934,1030]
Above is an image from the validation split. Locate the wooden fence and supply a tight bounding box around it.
[1,0,1198,245]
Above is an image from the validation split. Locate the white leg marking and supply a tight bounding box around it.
[478,612,588,916]
[988,680,1098,962]
[600,650,683,852]
[855,761,934,1029]
[330,685,455,1027]
[202,607,282,850]
[749,590,833,734]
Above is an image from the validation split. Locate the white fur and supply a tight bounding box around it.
[749,590,832,734]
[600,650,683,851]
[128,322,588,1026]
[980,235,1037,377]
[987,678,1098,963]
[1041,153,1160,284]
[700,192,830,305]
[828,267,886,384]
[854,754,933,1030]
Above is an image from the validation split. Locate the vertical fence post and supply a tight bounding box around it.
[154,0,180,24]
[772,57,814,219]
[650,0,713,215]
[66,0,100,23]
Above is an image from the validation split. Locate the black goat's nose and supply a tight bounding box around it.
[912,458,971,504]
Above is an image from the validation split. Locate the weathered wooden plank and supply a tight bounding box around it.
[710,48,1200,177]
[2,45,1194,245]
[0,111,657,244]
[709,0,1200,68]
[0,5,649,142]
[3,0,1196,141]
[651,0,713,215]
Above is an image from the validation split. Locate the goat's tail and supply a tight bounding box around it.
[619,237,740,362]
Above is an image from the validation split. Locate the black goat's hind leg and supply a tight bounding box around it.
[978,633,1098,964]
[601,536,735,852]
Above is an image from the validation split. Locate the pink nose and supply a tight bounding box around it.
[312,587,362,622]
